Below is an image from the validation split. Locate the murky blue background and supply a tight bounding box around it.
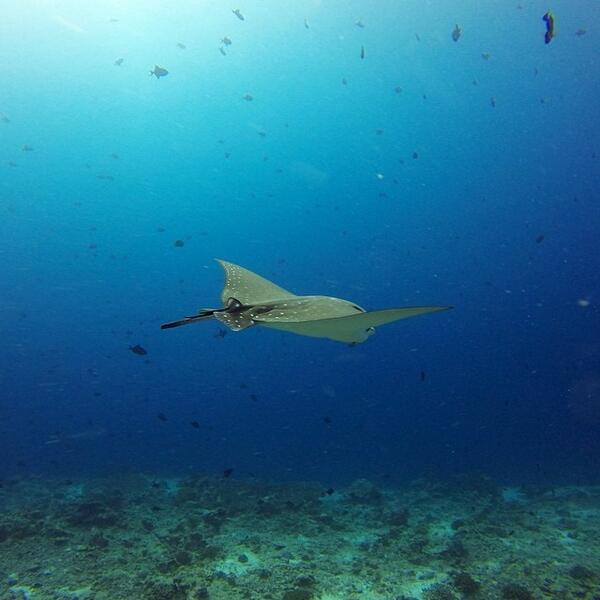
[1,0,599,486]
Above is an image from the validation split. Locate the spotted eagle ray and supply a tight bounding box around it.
[161,260,451,343]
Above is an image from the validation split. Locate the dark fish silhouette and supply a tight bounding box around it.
[360,45,365,59]
[221,36,232,46]
[157,413,168,422]
[242,93,254,101]
[22,144,34,152]
[232,8,244,20]
[114,58,124,66]
[543,12,555,44]
[219,47,227,56]
[174,239,185,247]
[420,371,426,381]
[575,29,586,37]
[535,234,545,244]
[176,42,186,49]
[150,65,169,79]
[191,421,200,429]
[223,468,234,478]
[129,344,147,355]
[452,24,461,42]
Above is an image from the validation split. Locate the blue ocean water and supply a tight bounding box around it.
[1,0,598,488]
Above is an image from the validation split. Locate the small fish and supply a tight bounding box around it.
[149,65,169,79]
[250,394,258,402]
[176,42,186,49]
[355,19,365,28]
[420,371,426,381]
[452,24,461,42]
[219,47,227,56]
[1,114,9,123]
[490,97,496,108]
[221,36,232,46]
[415,33,421,42]
[575,29,586,37]
[110,153,119,159]
[157,413,168,422]
[114,58,124,66]
[323,416,332,425]
[304,18,309,29]
[129,344,147,355]
[394,86,402,94]
[535,234,545,244]
[109,18,119,23]
[360,45,365,59]
[22,144,34,152]
[191,421,200,429]
[242,93,254,101]
[324,487,335,496]
[223,468,234,478]
[232,8,244,21]
[481,53,491,60]
[174,239,185,247]
[341,78,347,85]
[214,327,228,338]
[96,174,114,180]
[412,151,419,159]
[542,12,555,44]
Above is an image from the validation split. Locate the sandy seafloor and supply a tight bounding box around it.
[1,475,599,600]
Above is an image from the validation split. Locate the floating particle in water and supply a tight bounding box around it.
[174,239,185,247]
[109,18,119,23]
[232,8,244,21]
[242,93,254,101]
[452,24,461,42]
[22,144,34,152]
[376,173,384,180]
[221,36,232,46]
[535,234,545,243]
[114,58,124,66]
[577,298,590,307]
[96,174,114,180]
[223,468,234,478]
[191,421,200,429]
[157,413,168,422]
[130,344,147,355]
[149,65,169,79]
[176,42,186,49]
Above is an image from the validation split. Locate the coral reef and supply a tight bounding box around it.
[0,476,599,599]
